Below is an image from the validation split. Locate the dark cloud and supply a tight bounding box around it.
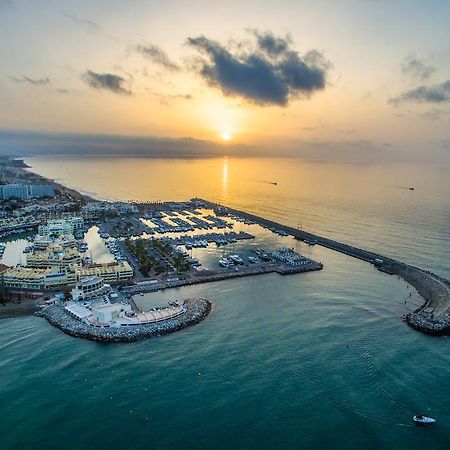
[401,55,435,81]
[0,130,392,162]
[10,76,50,86]
[389,80,450,105]
[62,11,102,33]
[186,31,329,106]
[81,70,131,95]
[252,30,290,56]
[136,44,181,71]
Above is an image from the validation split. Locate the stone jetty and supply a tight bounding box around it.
[198,198,450,337]
[36,297,212,343]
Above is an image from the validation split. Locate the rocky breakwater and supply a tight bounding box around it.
[35,298,212,343]
[399,266,450,336]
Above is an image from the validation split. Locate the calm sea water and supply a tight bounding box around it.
[1,157,449,450]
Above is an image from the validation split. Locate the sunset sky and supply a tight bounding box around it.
[1,0,449,161]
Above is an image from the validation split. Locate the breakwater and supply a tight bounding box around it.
[35,297,212,343]
[199,199,450,336]
[121,261,323,295]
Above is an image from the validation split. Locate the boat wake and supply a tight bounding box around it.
[261,327,415,427]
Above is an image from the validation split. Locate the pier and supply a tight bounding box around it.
[121,260,323,295]
[198,198,450,336]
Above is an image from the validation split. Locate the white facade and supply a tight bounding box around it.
[29,184,55,198]
[38,217,84,237]
[1,184,29,200]
[272,248,309,266]
[71,276,107,301]
[0,183,55,200]
[91,303,131,323]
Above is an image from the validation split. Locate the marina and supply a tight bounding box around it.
[2,3,449,446]
[0,157,446,344]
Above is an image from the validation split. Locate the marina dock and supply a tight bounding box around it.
[198,198,450,336]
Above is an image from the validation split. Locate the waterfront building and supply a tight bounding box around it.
[91,303,132,323]
[0,184,29,200]
[26,244,82,269]
[0,183,55,200]
[2,261,132,290]
[33,234,77,251]
[64,301,92,321]
[272,248,309,266]
[76,261,133,283]
[81,201,139,218]
[38,217,84,237]
[28,184,55,198]
[2,267,70,289]
[0,216,40,233]
[71,276,109,301]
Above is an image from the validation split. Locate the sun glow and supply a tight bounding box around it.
[221,131,232,142]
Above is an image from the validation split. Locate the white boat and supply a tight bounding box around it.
[229,254,244,265]
[413,415,436,425]
[219,258,230,268]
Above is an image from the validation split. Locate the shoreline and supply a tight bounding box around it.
[20,161,97,203]
[10,162,450,336]
[0,300,39,320]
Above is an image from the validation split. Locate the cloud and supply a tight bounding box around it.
[420,108,449,121]
[252,30,290,56]
[0,130,391,162]
[81,70,131,95]
[62,11,102,33]
[10,76,50,86]
[401,54,435,81]
[147,91,193,106]
[136,44,181,71]
[186,31,329,106]
[389,80,450,105]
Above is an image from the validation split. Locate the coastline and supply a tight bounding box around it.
[0,300,39,320]
[21,161,97,203]
[10,162,450,336]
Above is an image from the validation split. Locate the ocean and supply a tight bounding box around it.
[1,156,449,449]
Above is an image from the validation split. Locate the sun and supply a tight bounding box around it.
[221,132,232,142]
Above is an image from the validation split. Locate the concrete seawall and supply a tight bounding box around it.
[199,199,450,336]
[122,261,323,295]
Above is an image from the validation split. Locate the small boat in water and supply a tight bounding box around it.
[413,414,436,425]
